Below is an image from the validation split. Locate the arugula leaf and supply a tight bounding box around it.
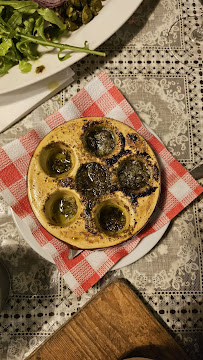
[0,0,106,77]
[0,5,5,15]
[0,56,15,75]
[23,17,35,34]
[4,41,21,61]
[44,25,65,42]
[0,15,10,33]
[58,48,71,61]
[17,32,106,57]
[19,59,31,72]
[7,10,22,28]
[0,1,38,14]
[33,16,46,40]
[16,39,39,60]
[37,8,66,31]
[0,37,12,55]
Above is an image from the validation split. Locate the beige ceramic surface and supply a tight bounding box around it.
[27,117,160,249]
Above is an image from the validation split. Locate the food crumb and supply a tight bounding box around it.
[35,65,45,74]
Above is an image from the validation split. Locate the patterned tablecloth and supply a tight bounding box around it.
[0,0,202,359]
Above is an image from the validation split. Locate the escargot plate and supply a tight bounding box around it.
[27,117,160,249]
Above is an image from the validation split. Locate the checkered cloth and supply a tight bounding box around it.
[0,71,202,296]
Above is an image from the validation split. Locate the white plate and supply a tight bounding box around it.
[112,222,169,270]
[0,0,143,94]
[11,209,169,269]
[11,122,169,269]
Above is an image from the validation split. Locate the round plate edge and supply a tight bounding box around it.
[11,122,169,269]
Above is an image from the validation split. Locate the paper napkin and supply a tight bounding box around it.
[0,71,202,296]
[0,67,74,133]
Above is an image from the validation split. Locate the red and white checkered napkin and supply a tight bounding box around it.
[0,71,202,296]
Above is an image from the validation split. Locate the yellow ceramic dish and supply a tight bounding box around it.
[27,117,160,249]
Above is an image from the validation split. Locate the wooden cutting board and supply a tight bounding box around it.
[26,278,189,360]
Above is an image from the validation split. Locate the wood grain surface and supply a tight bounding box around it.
[25,278,189,360]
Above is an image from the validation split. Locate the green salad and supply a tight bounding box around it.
[0,0,106,77]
